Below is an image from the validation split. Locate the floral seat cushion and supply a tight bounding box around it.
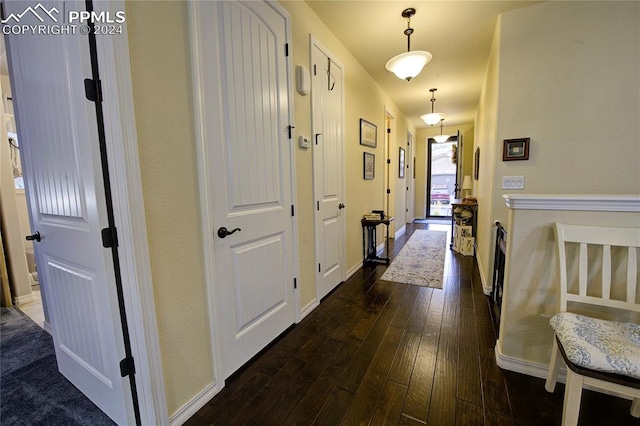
[549,312,640,379]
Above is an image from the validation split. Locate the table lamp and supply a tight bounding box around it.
[462,175,473,198]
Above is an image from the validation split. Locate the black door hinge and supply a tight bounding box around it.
[317,201,320,211]
[119,356,135,377]
[387,189,391,194]
[313,64,317,76]
[294,278,297,289]
[387,159,391,164]
[84,78,103,103]
[101,227,118,248]
[318,263,321,273]
[387,128,391,134]
[285,43,289,57]
[291,205,295,217]
[287,125,295,139]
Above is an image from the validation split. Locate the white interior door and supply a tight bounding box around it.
[192,0,296,380]
[311,38,345,301]
[4,1,134,423]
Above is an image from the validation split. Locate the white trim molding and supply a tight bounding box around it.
[503,194,640,212]
[169,381,219,426]
[299,298,319,322]
[394,224,406,240]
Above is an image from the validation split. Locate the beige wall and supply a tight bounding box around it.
[126,1,213,415]
[474,1,640,291]
[473,1,640,368]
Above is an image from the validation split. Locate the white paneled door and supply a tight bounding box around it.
[311,39,346,301]
[192,1,296,380]
[4,0,134,424]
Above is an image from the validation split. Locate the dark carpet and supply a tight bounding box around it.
[1,307,115,426]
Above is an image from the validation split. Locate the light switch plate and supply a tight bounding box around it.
[502,176,525,190]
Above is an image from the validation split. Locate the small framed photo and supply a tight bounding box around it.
[398,147,405,178]
[360,119,377,148]
[363,152,375,180]
[503,138,530,161]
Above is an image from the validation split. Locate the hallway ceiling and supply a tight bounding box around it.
[305,1,542,129]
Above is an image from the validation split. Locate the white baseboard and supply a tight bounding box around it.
[14,293,35,305]
[43,321,52,335]
[495,340,553,380]
[475,249,492,295]
[299,298,319,322]
[394,225,406,239]
[169,381,220,426]
[494,341,632,400]
[346,262,361,281]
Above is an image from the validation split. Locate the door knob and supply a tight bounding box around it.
[338,203,345,210]
[217,227,241,238]
[25,232,41,242]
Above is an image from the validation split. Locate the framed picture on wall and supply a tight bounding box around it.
[360,119,377,148]
[363,152,375,180]
[503,138,530,161]
[399,147,405,178]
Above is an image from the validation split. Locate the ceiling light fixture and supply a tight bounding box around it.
[385,8,432,81]
[433,119,450,143]
[421,88,445,126]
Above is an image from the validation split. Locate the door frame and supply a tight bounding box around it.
[189,0,299,393]
[309,35,346,305]
[94,2,167,422]
[405,131,415,223]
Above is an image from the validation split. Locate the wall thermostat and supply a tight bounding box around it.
[296,65,310,96]
[298,135,310,149]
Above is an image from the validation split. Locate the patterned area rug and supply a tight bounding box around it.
[380,230,447,288]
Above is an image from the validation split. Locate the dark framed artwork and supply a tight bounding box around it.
[503,138,530,161]
[360,119,377,148]
[398,147,405,178]
[474,147,480,180]
[363,152,375,180]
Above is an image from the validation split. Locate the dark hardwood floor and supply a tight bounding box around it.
[185,223,637,425]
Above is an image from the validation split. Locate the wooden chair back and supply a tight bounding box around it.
[553,223,640,314]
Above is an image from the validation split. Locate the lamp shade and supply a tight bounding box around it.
[433,134,450,143]
[462,175,473,190]
[385,51,432,81]
[421,112,445,126]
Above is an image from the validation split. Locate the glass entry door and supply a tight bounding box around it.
[427,138,458,218]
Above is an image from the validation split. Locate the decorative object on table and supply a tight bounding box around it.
[363,152,375,180]
[461,175,473,198]
[474,147,480,180]
[503,138,530,161]
[385,8,432,81]
[371,210,385,219]
[359,119,377,148]
[451,200,477,256]
[421,88,444,125]
[380,230,446,289]
[399,147,405,178]
[433,118,450,143]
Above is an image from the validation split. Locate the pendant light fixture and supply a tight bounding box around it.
[433,118,450,143]
[385,8,432,81]
[421,88,445,126]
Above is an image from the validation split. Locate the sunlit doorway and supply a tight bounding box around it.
[427,138,457,218]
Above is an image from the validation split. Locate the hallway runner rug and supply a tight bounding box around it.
[380,230,447,289]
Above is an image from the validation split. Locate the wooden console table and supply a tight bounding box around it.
[361,216,394,266]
